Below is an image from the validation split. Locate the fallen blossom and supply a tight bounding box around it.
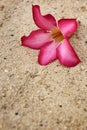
[21,5,81,67]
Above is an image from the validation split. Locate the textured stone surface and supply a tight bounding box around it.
[0,0,87,130]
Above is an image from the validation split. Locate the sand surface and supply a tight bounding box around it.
[0,0,87,130]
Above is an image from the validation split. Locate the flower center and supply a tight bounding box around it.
[51,29,64,43]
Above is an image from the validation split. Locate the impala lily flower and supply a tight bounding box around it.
[21,5,81,67]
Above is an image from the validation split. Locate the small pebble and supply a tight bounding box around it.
[15,112,19,115]
[4,69,9,73]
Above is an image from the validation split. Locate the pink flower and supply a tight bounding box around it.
[21,5,81,67]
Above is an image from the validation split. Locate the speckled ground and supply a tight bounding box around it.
[0,0,87,130]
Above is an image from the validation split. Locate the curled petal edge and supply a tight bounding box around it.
[32,5,57,30]
[21,29,51,49]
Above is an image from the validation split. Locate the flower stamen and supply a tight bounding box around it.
[51,29,64,43]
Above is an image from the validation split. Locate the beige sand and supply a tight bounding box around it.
[0,0,87,130]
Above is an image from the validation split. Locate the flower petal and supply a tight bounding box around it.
[38,41,57,65]
[32,5,57,30]
[21,29,52,49]
[58,19,78,37]
[56,39,81,67]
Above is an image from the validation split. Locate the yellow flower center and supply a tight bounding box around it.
[51,29,64,43]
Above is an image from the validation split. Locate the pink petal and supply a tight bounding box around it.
[21,29,52,49]
[32,5,57,30]
[38,41,57,65]
[56,39,81,67]
[58,19,78,37]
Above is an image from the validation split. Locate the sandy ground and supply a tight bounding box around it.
[0,0,87,130]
